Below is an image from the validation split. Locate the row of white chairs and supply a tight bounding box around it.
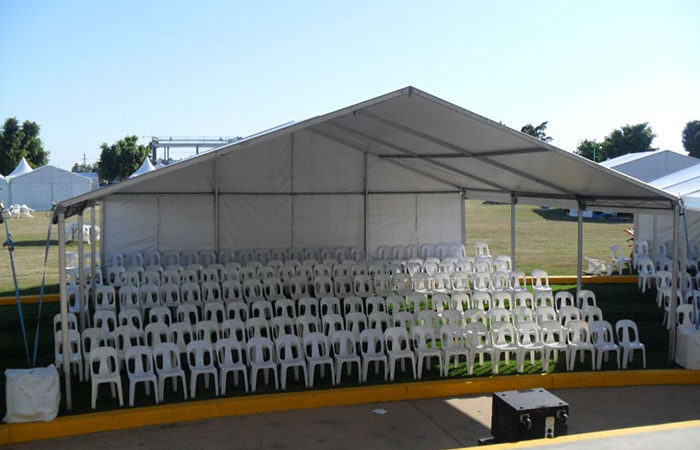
[56,315,646,410]
[102,242,481,269]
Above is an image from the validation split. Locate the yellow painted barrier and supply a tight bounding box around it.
[0,369,697,446]
[0,294,59,305]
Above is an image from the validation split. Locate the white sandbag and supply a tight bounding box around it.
[4,365,60,423]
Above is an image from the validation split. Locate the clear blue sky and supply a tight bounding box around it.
[1,1,698,169]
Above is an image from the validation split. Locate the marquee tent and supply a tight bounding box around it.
[0,175,8,206]
[9,165,93,211]
[129,158,156,178]
[600,150,700,183]
[7,157,34,178]
[53,86,682,408]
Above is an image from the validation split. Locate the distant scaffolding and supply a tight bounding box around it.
[148,136,240,162]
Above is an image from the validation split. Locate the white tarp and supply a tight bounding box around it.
[9,166,92,211]
[7,157,33,177]
[3,365,60,423]
[62,86,678,257]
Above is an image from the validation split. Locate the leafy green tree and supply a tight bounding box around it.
[71,162,97,172]
[97,135,149,182]
[521,121,553,142]
[682,120,700,158]
[599,123,657,161]
[575,139,600,161]
[0,118,49,175]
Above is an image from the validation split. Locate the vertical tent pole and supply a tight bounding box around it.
[462,192,467,247]
[670,203,679,360]
[100,201,106,280]
[576,202,584,293]
[90,204,96,310]
[77,212,86,329]
[58,211,72,410]
[680,204,688,300]
[364,151,368,256]
[214,155,220,259]
[510,193,516,270]
[652,214,658,263]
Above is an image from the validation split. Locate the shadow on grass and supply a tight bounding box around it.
[532,208,633,223]
[7,239,59,247]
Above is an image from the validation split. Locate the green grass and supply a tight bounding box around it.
[466,200,632,275]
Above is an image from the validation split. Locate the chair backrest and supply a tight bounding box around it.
[168,322,193,353]
[81,327,107,356]
[246,337,275,365]
[440,324,465,349]
[534,291,554,309]
[567,320,591,344]
[492,291,512,311]
[368,311,391,332]
[89,346,119,378]
[473,272,493,291]
[93,310,117,335]
[531,270,550,288]
[534,306,556,325]
[215,338,245,366]
[53,312,79,334]
[176,304,199,326]
[677,304,696,327]
[385,295,406,314]
[320,296,341,316]
[359,329,385,356]
[145,322,170,347]
[393,311,415,330]
[384,326,411,353]
[94,285,116,310]
[411,325,437,350]
[450,293,470,311]
[615,319,641,344]
[540,321,566,345]
[474,242,490,257]
[463,308,486,325]
[491,322,515,346]
[344,296,365,316]
[220,318,247,343]
[295,314,320,337]
[582,306,603,323]
[225,301,248,322]
[589,320,615,345]
[275,334,304,362]
[331,330,358,357]
[181,281,202,304]
[513,291,534,309]
[303,331,331,359]
[416,310,440,331]
[124,345,154,376]
[577,290,597,309]
[118,309,143,331]
[194,320,220,343]
[471,292,492,311]
[247,316,272,339]
[516,322,541,346]
[250,300,273,320]
[489,307,511,324]
[554,291,576,311]
[298,296,320,318]
[345,312,368,337]
[186,339,215,369]
[559,306,582,326]
[321,313,344,336]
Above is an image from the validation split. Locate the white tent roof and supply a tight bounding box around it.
[600,150,700,183]
[57,86,678,218]
[8,157,33,178]
[130,158,156,178]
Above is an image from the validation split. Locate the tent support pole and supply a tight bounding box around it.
[669,203,679,360]
[462,192,467,246]
[290,133,295,248]
[364,151,368,256]
[214,155,220,259]
[58,212,72,411]
[576,202,584,293]
[652,214,658,263]
[77,212,86,329]
[100,201,105,280]
[510,193,516,270]
[90,204,96,309]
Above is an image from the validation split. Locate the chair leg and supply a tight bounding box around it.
[116,380,124,407]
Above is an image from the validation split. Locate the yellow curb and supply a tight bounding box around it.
[1,369,697,446]
[0,294,59,305]
[456,419,700,449]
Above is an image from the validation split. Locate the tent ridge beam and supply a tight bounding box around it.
[379,148,549,159]
[320,121,510,192]
[359,110,576,196]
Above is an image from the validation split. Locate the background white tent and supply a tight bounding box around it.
[9,166,93,211]
[600,150,700,183]
[0,175,8,206]
[7,157,34,178]
[129,158,156,178]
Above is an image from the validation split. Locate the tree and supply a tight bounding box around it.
[521,121,553,142]
[0,117,49,175]
[96,135,150,182]
[599,123,657,161]
[575,139,600,161]
[71,162,97,172]
[682,120,700,158]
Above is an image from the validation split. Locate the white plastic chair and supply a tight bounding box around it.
[54,329,83,381]
[412,325,442,379]
[590,321,620,370]
[124,345,158,406]
[531,270,552,294]
[303,332,335,387]
[368,311,392,333]
[81,327,107,379]
[540,321,569,371]
[440,324,469,376]
[637,257,656,292]
[566,320,596,371]
[89,346,123,409]
[558,306,582,326]
[534,306,556,326]
[554,291,576,312]
[491,322,517,374]
[384,327,416,381]
[513,291,534,309]
[615,320,646,369]
[582,306,603,323]
[298,296,320,318]
[577,290,597,309]
[515,322,544,373]
[186,340,218,397]
[359,329,388,382]
[246,337,279,392]
[275,334,308,389]
[464,322,491,374]
[610,245,630,275]
[331,330,361,383]
[153,342,187,400]
[295,315,321,337]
